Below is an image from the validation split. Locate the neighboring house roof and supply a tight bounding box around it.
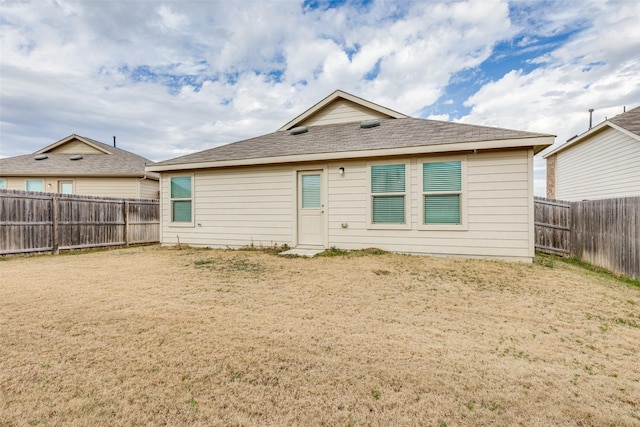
[0,134,159,180]
[149,116,553,172]
[543,105,640,158]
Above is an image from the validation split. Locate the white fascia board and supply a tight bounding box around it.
[146,136,554,173]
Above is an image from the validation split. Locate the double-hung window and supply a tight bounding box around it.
[370,164,406,225]
[170,176,193,224]
[422,160,463,226]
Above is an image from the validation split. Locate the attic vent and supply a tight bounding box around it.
[34,154,48,160]
[360,119,380,129]
[70,155,83,161]
[290,126,308,135]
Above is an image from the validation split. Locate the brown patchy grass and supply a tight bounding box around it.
[1,246,639,426]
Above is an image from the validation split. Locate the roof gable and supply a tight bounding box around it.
[278,89,408,131]
[543,105,640,158]
[36,134,113,155]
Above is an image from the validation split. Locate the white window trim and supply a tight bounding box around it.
[58,179,74,194]
[419,155,468,231]
[0,178,6,190]
[366,160,411,230]
[169,173,195,227]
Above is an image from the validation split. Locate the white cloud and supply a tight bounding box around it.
[1,0,637,201]
[459,0,640,195]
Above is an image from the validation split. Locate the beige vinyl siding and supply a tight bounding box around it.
[47,140,105,154]
[73,178,139,198]
[160,149,534,261]
[556,127,640,201]
[160,166,295,248]
[326,150,533,260]
[3,176,147,198]
[298,99,389,127]
[139,179,160,199]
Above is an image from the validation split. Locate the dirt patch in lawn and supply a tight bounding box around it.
[1,246,639,426]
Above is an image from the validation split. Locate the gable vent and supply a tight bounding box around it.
[34,154,48,160]
[360,119,380,129]
[70,155,83,161]
[290,126,308,135]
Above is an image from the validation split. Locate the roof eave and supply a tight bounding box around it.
[146,136,554,173]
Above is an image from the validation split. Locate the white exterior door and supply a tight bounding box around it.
[297,171,325,247]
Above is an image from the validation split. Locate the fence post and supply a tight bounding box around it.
[124,200,129,247]
[52,194,59,254]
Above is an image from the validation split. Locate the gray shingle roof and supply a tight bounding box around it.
[0,135,159,179]
[609,105,640,136]
[154,117,552,167]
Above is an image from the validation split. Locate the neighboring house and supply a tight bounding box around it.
[544,106,640,201]
[147,90,554,262]
[0,134,159,199]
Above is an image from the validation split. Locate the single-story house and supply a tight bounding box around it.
[0,134,159,199]
[147,90,554,262]
[544,105,640,201]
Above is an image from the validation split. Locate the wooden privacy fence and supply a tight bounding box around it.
[535,196,640,280]
[0,189,159,255]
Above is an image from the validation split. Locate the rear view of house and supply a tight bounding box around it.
[544,106,640,201]
[0,134,159,199]
[147,90,554,261]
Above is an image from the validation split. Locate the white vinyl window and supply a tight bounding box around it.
[421,160,465,229]
[170,175,193,224]
[59,181,73,194]
[26,179,44,192]
[0,179,6,190]
[369,163,408,226]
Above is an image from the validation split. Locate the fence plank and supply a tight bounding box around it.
[535,195,639,280]
[0,189,159,255]
[534,196,571,256]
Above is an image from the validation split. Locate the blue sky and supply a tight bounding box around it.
[1,0,639,195]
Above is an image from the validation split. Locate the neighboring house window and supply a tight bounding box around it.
[171,176,193,223]
[59,181,73,194]
[0,179,6,190]
[423,161,462,224]
[26,179,44,192]
[371,164,406,224]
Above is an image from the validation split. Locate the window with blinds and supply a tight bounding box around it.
[371,164,405,224]
[301,174,321,208]
[171,176,193,223]
[423,161,462,224]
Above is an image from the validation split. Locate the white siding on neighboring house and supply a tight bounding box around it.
[298,99,389,127]
[556,127,640,201]
[161,149,534,261]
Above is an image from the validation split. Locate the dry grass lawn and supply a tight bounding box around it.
[1,245,639,426]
